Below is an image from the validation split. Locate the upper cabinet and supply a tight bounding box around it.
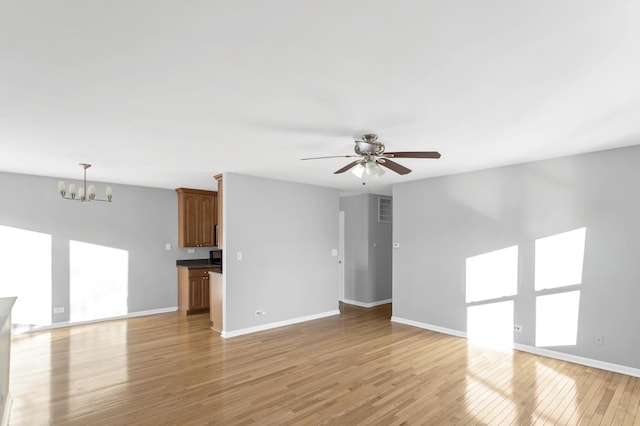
[214,174,223,248]
[176,188,217,247]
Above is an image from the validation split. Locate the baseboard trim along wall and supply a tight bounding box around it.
[222,310,341,339]
[390,316,640,379]
[17,307,179,333]
[343,299,392,308]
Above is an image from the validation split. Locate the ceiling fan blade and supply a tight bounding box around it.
[301,155,358,160]
[378,158,412,175]
[334,160,361,174]
[384,151,441,159]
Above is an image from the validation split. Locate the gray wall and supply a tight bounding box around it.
[0,171,212,324]
[340,194,392,304]
[224,173,339,332]
[392,145,640,369]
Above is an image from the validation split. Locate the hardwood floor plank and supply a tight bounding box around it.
[9,303,640,425]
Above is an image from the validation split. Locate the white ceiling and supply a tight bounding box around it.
[2,1,640,195]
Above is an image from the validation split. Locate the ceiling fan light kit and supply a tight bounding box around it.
[351,163,365,178]
[301,133,440,179]
[365,160,385,177]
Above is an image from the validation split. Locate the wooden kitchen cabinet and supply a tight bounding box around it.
[176,188,217,248]
[178,267,220,315]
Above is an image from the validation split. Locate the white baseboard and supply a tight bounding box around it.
[513,343,640,378]
[390,316,467,339]
[343,299,392,308]
[1,392,11,426]
[390,316,640,378]
[15,307,178,333]
[222,310,341,339]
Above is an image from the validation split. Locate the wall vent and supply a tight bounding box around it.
[378,197,392,223]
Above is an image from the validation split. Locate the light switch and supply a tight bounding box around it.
[393,243,400,249]
[165,243,171,251]
[331,249,338,256]
[237,252,242,261]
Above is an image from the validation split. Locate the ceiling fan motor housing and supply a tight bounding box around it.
[355,134,385,158]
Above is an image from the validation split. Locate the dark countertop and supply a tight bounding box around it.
[176,259,222,270]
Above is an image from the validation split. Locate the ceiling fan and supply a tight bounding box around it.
[301,134,441,177]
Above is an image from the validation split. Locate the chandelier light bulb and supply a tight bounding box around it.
[88,184,96,200]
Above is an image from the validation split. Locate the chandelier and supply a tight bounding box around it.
[58,163,112,202]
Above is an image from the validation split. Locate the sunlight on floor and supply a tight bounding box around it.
[465,346,516,423]
[533,360,577,423]
[465,348,577,424]
[68,322,130,416]
[9,332,51,424]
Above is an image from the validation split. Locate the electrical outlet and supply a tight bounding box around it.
[187,248,195,254]
[53,307,65,314]
[513,325,523,332]
[595,336,604,346]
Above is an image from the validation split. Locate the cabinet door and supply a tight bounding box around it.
[189,276,211,310]
[189,277,205,310]
[176,188,216,248]
[182,193,200,247]
[199,194,215,247]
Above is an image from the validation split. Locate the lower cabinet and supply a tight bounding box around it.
[189,276,210,312]
[178,267,220,315]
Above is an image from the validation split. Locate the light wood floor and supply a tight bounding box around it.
[9,304,640,425]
